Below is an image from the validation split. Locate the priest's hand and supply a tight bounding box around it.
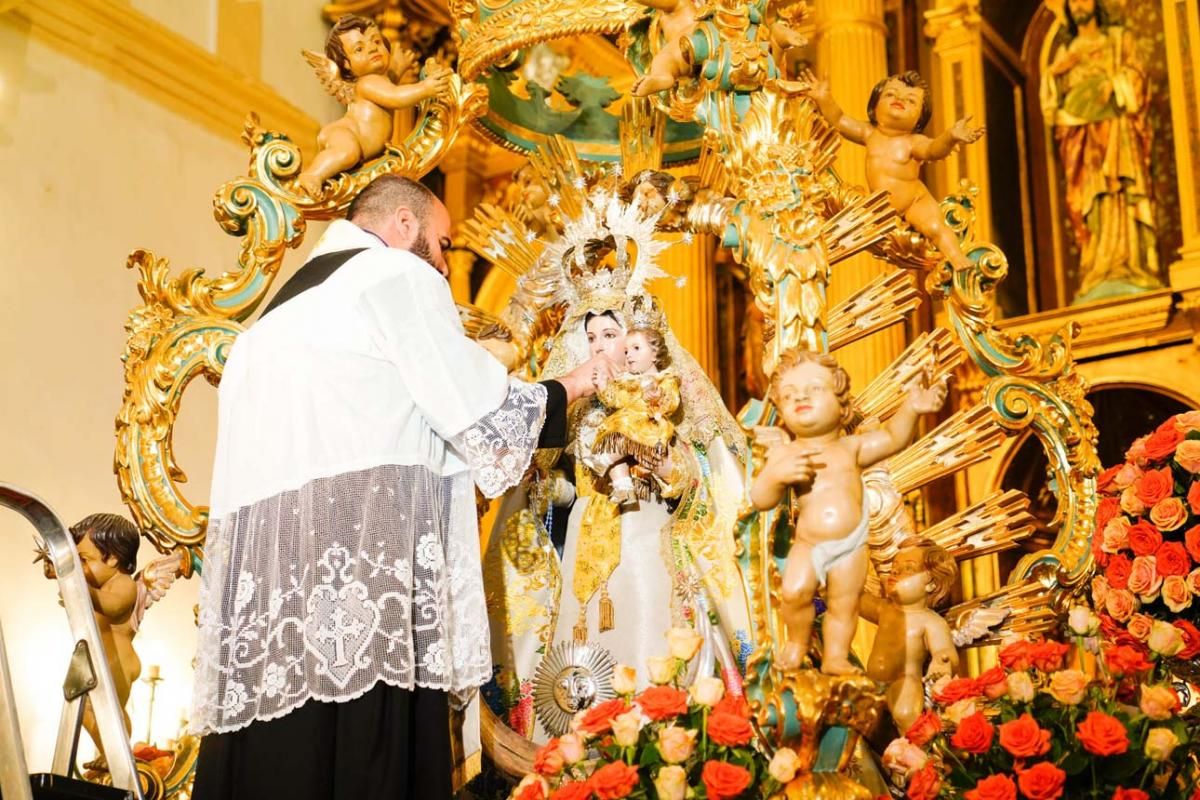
[558,354,621,405]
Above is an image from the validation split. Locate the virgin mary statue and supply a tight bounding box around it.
[479,193,753,743]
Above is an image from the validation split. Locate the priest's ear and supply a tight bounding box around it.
[388,205,424,251]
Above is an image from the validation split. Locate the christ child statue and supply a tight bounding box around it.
[750,349,947,674]
[800,68,986,271]
[297,14,451,197]
[631,0,704,97]
[593,326,682,507]
[861,538,959,733]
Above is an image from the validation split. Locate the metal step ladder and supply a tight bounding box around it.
[0,484,140,800]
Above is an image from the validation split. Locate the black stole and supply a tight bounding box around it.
[259,248,368,319]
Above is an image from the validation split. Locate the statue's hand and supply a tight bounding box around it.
[389,44,419,82]
[798,67,830,103]
[907,367,948,414]
[765,441,821,490]
[419,63,453,99]
[950,114,986,144]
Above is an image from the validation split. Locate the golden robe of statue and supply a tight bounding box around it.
[594,371,682,464]
[1042,18,1161,304]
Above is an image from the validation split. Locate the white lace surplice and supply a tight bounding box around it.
[190,221,547,735]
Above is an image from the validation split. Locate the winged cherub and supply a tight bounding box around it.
[296,14,452,198]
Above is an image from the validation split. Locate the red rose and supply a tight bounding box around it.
[1112,789,1150,800]
[1175,620,1200,659]
[1029,641,1070,672]
[964,774,1017,800]
[1106,554,1133,589]
[1145,423,1185,462]
[1156,541,1192,577]
[1097,465,1123,494]
[534,739,565,776]
[1186,525,1200,563]
[578,699,630,735]
[635,686,688,721]
[707,711,754,747]
[1189,482,1200,516]
[906,763,941,800]
[550,782,592,800]
[998,714,1050,758]
[1016,762,1066,800]
[1096,497,1122,532]
[701,760,752,800]
[999,640,1036,671]
[905,709,942,746]
[977,666,1008,699]
[516,780,548,800]
[1077,710,1129,756]
[950,712,995,754]
[1127,522,1163,557]
[713,694,751,719]
[1134,467,1174,506]
[1104,644,1154,675]
[589,762,639,800]
[1093,530,1110,567]
[934,676,981,704]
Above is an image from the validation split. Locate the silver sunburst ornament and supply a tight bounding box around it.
[533,641,617,736]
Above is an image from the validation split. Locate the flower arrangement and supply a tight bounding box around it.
[1092,412,1200,665]
[882,611,1200,800]
[511,628,799,800]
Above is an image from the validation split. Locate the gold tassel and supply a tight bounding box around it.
[573,607,589,643]
[599,587,615,632]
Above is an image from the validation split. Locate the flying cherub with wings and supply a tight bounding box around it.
[296,14,452,198]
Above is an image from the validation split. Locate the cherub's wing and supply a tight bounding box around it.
[130,553,183,632]
[949,604,1010,648]
[302,49,356,106]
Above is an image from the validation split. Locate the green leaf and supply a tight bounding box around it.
[1060,750,1089,776]
[639,743,663,768]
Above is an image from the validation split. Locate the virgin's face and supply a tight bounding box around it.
[585,314,626,359]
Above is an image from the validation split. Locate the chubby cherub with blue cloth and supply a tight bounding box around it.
[750,348,947,674]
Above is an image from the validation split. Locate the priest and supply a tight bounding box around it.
[189,175,614,798]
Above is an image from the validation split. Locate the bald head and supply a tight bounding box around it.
[348,175,452,276]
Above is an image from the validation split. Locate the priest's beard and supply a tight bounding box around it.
[407,232,435,267]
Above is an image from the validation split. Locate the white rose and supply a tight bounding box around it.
[612,710,643,747]
[647,655,677,685]
[666,627,703,661]
[1068,606,1099,636]
[768,746,801,783]
[689,675,725,707]
[613,664,638,696]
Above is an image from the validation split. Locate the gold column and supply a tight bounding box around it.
[656,235,720,380]
[923,0,993,241]
[441,131,490,237]
[445,249,476,304]
[814,0,906,391]
[1163,0,1200,289]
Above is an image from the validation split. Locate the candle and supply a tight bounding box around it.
[147,665,160,680]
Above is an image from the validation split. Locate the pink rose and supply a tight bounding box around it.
[1120,487,1146,517]
[1092,575,1111,608]
[1126,613,1155,641]
[1162,575,1193,613]
[657,725,697,764]
[1115,462,1143,489]
[1176,440,1200,473]
[1128,555,1163,601]
[1101,517,1131,554]
[1139,684,1181,721]
[1175,410,1200,433]
[1127,435,1149,466]
[1105,588,1137,622]
[882,737,928,780]
[1151,498,1189,532]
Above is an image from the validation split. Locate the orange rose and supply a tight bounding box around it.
[999,640,1036,671]
[964,774,1017,800]
[1097,465,1123,493]
[1115,462,1143,489]
[1029,641,1070,672]
[998,713,1050,758]
[1104,644,1153,675]
[1139,684,1180,721]
[1135,467,1174,507]
[934,676,981,704]
[635,686,688,721]
[1156,541,1192,577]
[1186,527,1200,563]
[905,709,942,746]
[707,710,753,747]
[950,712,994,754]
[1112,789,1150,800]
[1092,575,1112,609]
[549,782,592,800]
[1189,482,1200,516]
[1077,710,1129,756]
[1106,555,1132,590]
[1188,569,1200,599]
[701,760,751,800]
[712,693,751,719]
[1127,522,1163,557]
[1176,440,1200,473]
[977,666,1008,700]
[906,763,941,800]
[1046,669,1089,705]
[1120,487,1146,517]
[1105,588,1137,621]
[1163,575,1193,613]
[589,762,640,800]
[1127,435,1150,465]
[1151,498,1188,531]
[1016,762,1066,800]
[1144,422,1184,462]
[1101,517,1131,554]
[1176,410,1200,432]
[1096,497,1122,532]
[577,699,630,736]
[515,776,548,800]
[1177,620,1200,658]
[534,739,565,776]
[1126,613,1154,641]
[1127,555,1162,600]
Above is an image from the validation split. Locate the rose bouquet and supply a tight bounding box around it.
[510,629,798,800]
[1092,412,1200,667]
[881,614,1200,800]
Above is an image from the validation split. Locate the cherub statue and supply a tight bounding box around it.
[800,68,986,271]
[860,538,958,734]
[35,514,182,769]
[750,348,947,674]
[296,14,452,197]
[631,0,704,97]
[594,326,682,506]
